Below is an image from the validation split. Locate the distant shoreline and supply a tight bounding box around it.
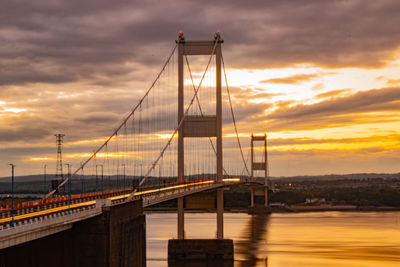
[144,205,400,213]
[287,205,400,212]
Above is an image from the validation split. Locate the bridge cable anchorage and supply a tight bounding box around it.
[126,37,220,201]
[45,44,178,199]
[184,55,230,177]
[221,53,251,177]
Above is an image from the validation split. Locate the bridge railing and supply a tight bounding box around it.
[0,204,104,250]
[0,180,241,234]
[0,179,244,251]
[0,201,98,228]
[0,189,132,219]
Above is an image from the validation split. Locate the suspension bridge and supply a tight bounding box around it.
[0,31,270,266]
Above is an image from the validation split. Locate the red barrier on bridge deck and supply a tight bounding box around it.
[0,178,219,214]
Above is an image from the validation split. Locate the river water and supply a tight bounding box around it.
[146,211,400,267]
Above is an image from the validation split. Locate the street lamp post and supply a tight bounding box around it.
[158,165,161,191]
[95,165,98,193]
[122,164,126,192]
[43,164,47,198]
[65,163,71,214]
[140,163,142,192]
[96,165,104,197]
[101,165,104,196]
[80,163,84,194]
[9,164,15,227]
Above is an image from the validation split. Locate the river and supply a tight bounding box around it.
[146,211,400,266]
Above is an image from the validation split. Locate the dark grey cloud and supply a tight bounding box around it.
[269,87,400,119]
[265,87,400,131]
[223,101,269,125]
[228,87,283,101]
[223,0,400,68]
[1,0,400,87]
[0,126,51,143]
[0,0,176,87]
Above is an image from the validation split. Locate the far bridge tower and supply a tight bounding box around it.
[249,133,270,214]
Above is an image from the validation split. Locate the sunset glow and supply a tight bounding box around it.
[1,1,399,177]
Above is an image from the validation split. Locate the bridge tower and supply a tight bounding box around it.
[177,31,224,240]
[250,133,269,210]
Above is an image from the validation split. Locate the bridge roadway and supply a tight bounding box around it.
[0,178,256,249]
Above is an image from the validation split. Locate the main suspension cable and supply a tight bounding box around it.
[221,53,251,177]
[184,55,230,177]
[45,44,178,199]
[132,37,219,193]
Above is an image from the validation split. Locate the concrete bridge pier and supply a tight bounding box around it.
[248,185,271,214]
[168,191,234,263]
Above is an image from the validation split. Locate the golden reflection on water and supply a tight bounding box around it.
[146,212,400,267]
[235,214,269,267]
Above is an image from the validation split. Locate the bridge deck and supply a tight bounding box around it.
[0,178,263,249]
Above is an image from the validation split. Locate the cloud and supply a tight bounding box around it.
[228,87,283,101]
[0,127,51,143]
[1,0,400,176]
[260,74,319,84]
[268,135,400,147]
[0,0,400,89]
[375,76,400,86]
[315,89,351,99]
[224,101,270,124]
[268,148,400,176]
[265,87,400,131]
[312,83,324,91]
[387,79,400,86]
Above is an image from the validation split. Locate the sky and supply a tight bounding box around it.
[0,0,399,177]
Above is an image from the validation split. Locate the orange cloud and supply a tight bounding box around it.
[248,134,400,156]
[29,157,54,161]
[315,89,351,99]
[260,74,319,84]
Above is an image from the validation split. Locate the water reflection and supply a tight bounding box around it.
[168,260,233,267]
[235,215,269,267]
[147,212,400,267]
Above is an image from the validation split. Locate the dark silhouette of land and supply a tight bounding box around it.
[0,173,399,209]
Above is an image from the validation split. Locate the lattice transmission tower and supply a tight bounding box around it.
[52,134,65,191]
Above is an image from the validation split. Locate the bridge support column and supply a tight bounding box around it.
[216,31,224,241]
[217,189,224,239]
[250,188,255,207]
[248,186,271,214]
[177,29,185,241]
[176,32,226,239]
[178,197,184,239]
[169,32,233,265]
